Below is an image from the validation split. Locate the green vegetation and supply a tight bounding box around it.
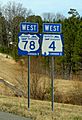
[0,2,82,79]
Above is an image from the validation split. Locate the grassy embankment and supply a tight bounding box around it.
[0,95,82,120]
[0,53,82,120]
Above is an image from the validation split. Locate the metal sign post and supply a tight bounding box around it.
[51,56,54,111]
[28,55,30,110]
[19,22,39,111]
[42,24,62,111]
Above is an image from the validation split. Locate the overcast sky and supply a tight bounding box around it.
[0,0,82,17]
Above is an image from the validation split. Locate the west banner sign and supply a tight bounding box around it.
[43,23,61,33]
[20,22,38,33]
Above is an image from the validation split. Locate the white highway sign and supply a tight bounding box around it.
[18,33,40,56]
[42,34,63,56]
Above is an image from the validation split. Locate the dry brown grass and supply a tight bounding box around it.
[54,79,82,105]
[0,53,19,84]
[0,53,82,119]
[0,53,82,105]
[0,95,82,120]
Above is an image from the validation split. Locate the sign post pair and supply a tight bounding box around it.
[18,22,63,111]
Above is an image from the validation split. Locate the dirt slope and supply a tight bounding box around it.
[0,53,19,83]
[0,53,24,95]
[0,53,82,104]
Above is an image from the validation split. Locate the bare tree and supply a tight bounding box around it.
[2,1,32,22]
[0,3,2,16]
[42,12,65,22]
[53,13,65,22]
[42,12,55,22]
[1,1,33,52]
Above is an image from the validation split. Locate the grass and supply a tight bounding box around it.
[0,95,82,120]
[0,53,82,119]
[0,53,82,104]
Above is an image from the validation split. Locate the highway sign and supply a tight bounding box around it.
[20,22,38,33]
[18,33,40,56]
[43,23,61,33]
[42,34,63,56]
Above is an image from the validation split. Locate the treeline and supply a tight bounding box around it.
[0,2,82,80]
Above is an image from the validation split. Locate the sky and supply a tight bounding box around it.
[0,0,82,17]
